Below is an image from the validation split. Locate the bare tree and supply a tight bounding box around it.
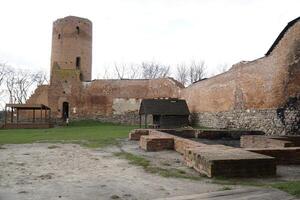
[32,70,49,86]
[189,60,206,84]
[113,63,141,79]
[8,69,34,103]
[0,63,8,87]
[0,63,9,105]
[141,61,170,79]
[176,63,188,86]
[5,67,17,104]
[0,63,9,110]
[4,67,49,104]
[127,64,141,79]
[114,63,126,79]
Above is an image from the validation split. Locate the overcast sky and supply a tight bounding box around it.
[0,0,299,79]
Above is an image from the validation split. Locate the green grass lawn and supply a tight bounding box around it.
[271,181,300,198]
[114,151,202,181]
[213,178,300,198]
[0,120,137,148]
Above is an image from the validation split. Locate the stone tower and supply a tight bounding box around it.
[50,16,92,82]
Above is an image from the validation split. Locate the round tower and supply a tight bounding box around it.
[50,16,92,82]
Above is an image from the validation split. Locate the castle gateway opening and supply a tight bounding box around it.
[62,102,69,121]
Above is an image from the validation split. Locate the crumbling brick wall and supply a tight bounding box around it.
[182,18,300,135]
[27,76,183,121]
[26,16,300,134]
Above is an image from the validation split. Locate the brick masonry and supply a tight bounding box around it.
[129,129,150,140]
[139,135,174,151]
[184,146,276,177]
[241,135,300,148]
[27,16,300,135]
[130,129,277,178]
[181,18,300,135]
[245,148,300,165]
[241,135,300,164]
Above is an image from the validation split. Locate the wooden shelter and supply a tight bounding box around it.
[139,99,190,128]
[4,104,53,129]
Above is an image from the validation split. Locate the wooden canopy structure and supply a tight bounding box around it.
[139,99,190,128]
[4,104,52,129]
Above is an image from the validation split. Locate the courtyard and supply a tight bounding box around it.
[0,121,299,200]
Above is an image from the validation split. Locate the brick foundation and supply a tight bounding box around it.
[241,135,300,148]
[129,129,150,141]
[130,129,277,177]
[184,146,276,177]
[139,135,174,151]
[246,147,300,165]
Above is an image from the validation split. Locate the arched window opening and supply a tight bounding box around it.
[76,26,80,34]
[58,34,61,39]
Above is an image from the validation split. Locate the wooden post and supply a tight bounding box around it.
[40,108,43,122]
[4,105,7,127]
[139,115,141,128]
[33,109,35,123]
[16,108,19,124]
[45,109,47,122]
[10,107,13,123]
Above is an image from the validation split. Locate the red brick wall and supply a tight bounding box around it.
[181,20,300,112]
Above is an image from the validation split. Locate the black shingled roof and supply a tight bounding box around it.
[266,16,300,56]
[139,99,190,115]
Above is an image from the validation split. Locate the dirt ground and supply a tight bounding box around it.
[0,140,299,200]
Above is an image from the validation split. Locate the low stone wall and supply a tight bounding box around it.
[140,135,174,151]
[191,107,300,135]
[241,135,300,148]
[4,123,54,129]
[159,129,264,140]
[72,112,140,125]
[246,147,300,165]
[184,146,276,177]
[130,129,277,177]
[129,129,150,140]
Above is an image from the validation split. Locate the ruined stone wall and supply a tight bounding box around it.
[27,85,49,106]
[27,76,183,122]
[71,78,183,120]
[191,107,299,135]
[27,16,300,134]
[182,19,300,135]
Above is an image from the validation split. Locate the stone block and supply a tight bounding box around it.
[139,135,174,151]
[246,147,300,164]
[196,130,264,140]
[241,135,300,148]
[184,145,276,177]
[129,129,150,140]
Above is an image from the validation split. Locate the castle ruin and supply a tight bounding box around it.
[27,16,300,135]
